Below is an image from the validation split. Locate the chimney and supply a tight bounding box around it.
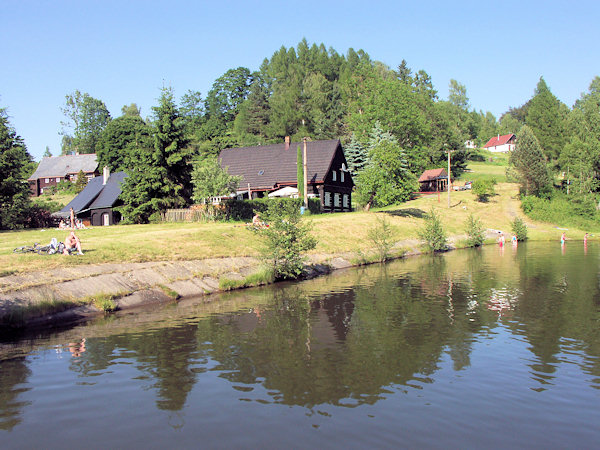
[285,136,290,150]
[103,166,110,185]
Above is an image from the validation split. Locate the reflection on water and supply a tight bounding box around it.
[1,242,600,447]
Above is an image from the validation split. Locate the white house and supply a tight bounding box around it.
[483,134,516,153]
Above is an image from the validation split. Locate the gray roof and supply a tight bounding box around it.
[219,139,342,190]
[28,154,98,180]
[54,172,127,218]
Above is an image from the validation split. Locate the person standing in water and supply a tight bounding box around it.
[561,232,566,244]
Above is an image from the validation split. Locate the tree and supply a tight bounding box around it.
[471,178,497,202]
[43,146,52,158]
[448,79,469,110]
[118,88,190,223]
[60,90,111,154]
[205,67,252,124]
[509,125,552,196]
[344,133,368,175]
[525,77,569,163]
[121,103,141,117]
[251,200,317,280]
[560,76,600,195]
[152,87,192,202]
[191,157,241,203]
[74,169,88,193]
[355,124,417,209]
[0,108,35,229]
[97,115,152,171]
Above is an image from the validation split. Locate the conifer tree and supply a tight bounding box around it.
[0,109,35,229]
[509,125,551,196]
[525,77,569,163]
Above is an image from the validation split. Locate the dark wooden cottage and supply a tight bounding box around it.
[418,168,449,192]
[219,138,354,212]
[54,168,127,226]
[28,153,99,196]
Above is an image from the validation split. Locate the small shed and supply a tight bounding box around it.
[54,169,127,226]
[418,168,448,192]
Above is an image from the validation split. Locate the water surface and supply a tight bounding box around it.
[1,242,599,448]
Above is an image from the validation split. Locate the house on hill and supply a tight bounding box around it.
[54,168,127,226]
[28,154,99,196]
[483,134,516,153]
[219,138,354,212]
[418,168,448,192]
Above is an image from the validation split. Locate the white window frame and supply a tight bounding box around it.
[343,194,349,208]
[334,193,340,207]
[45,178,50,183]
[324,192,331,206]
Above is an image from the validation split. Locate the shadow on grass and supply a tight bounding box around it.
[382,208,428,218]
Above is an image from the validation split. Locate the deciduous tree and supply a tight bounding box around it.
[509,125,551,196]
[60,90,111,154]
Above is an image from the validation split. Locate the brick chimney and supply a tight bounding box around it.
[103,166,110,185]
[285,136,290,150]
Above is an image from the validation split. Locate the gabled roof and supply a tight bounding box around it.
[219,139,344,190]
[28,154,98,180]
[484,134,515,148]
[55,172,127,217]
[418,168,447,182]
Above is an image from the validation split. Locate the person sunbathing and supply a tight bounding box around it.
[64,231,84,255]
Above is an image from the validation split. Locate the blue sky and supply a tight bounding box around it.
[2,0,599,161]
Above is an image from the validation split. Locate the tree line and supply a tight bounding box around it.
[2,39,600,227]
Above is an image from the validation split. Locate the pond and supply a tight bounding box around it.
[1,242,599,448]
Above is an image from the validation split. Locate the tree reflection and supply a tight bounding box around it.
[0,357,31,430]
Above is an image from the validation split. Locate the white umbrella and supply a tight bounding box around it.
[268,186,299,198]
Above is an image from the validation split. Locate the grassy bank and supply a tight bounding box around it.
[1,181,591,276]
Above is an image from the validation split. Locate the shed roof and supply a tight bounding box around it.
[219,139,343,191]
[418,168,448,182]
[484,134,515,148]
[55,171,127,217]
[28,154,98,180]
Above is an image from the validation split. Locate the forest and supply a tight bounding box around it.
[2,39,600,227]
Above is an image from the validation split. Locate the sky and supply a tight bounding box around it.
[2,0,599,161]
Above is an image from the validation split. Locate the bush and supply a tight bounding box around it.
[368,215,396,262]
[418,208,448,251]
[511,217,528,241]
[472,178,497,202]
[520,193,600,230]
[250,200,317,280]
[465,214,485,247]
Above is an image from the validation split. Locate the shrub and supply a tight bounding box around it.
[224,197,321,221]
[250,200,317,280]
[472,178,497,202]
[465,214,485,247]
[418,208,448,251]
[511,217,528,241]
[367,215,396,262]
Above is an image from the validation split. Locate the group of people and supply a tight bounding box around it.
[498,230,590,247]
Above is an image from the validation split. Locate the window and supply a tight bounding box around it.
[343,194,349,208]
[332,171,337,181]
[334,193,340,207]
[56,178,61,183]
[324,192,331,206]
[45,178,49,183]
[341,171,345,182]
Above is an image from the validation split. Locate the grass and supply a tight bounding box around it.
[219,268,274,291]
[1,182,589,277]
[1,298,82,328]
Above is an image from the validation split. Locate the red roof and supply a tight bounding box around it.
[418,168,447,182]
[484,134,515,148]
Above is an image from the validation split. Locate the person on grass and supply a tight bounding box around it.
[64,231,84,255]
